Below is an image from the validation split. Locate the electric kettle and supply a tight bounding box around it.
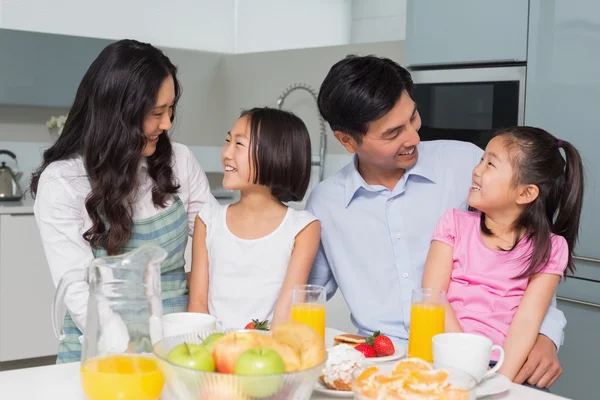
[0,150,23,201]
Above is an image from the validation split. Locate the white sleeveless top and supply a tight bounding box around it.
[198,203,318,330]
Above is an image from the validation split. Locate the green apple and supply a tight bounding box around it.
[167,343,215,372]
[202,333,225,353]
[235,348,285,398]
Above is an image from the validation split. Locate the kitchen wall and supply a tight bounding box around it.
[220,39,404,156]
[0,39,404,188]
[351,0,407,44]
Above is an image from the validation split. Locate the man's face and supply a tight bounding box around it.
[335,90,422,174]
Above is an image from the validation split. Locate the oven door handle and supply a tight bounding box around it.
[557,296,600,309]
[573,255,600,264]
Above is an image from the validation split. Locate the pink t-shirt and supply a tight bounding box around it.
[432,208,568,350]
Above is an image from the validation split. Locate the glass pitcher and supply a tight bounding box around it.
[52,243,168,400]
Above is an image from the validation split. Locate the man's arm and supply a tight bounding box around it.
[539,295,566,350]
[304,190,338,300]
[307,242,338,300]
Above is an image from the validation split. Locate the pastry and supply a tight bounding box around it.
[271,321,326,370]
[333,333,366,346]
[320,344,366,391]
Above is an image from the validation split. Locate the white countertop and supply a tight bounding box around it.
[0,328,570,400]
[0,194,234,215]
[0,360,570,400]
[0,196,34,214]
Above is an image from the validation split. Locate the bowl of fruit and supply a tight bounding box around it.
[153,321,326,400]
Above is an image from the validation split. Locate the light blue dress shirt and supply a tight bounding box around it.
[306,140,566,349]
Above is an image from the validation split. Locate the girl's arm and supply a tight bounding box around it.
[271,221,321,328]
[421,241,463,333]
[187,215,210,313]
[499,273,561,381]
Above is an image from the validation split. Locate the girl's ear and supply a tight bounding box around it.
[516,184,539,205]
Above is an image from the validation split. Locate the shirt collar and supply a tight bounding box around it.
[404,145,436,184]
[343,146,437,207]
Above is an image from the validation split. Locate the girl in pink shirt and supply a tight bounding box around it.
[422,127,584,383]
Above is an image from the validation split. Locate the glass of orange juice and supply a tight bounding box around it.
[291,284,326,341]
[408,288,446,362]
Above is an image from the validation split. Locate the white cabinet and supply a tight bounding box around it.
[405,0,529,66]
[0,213,58,361]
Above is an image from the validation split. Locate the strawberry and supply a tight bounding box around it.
[244,319,270,331]
[366,331,395,357]
[354,343,376,358]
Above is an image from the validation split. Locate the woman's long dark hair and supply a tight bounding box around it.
[30,39,181,255]
[480,127,584,278]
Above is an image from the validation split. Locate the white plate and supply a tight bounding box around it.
[325,329,407,364]
[367,345,406,363]
[476,373,511,398]
[313,381,354,397]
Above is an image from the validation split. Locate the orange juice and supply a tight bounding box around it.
[291,303,326,340]
[81,354,164,400]
[408,302,445,362]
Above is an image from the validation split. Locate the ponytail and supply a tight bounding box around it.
[553,139,585,274]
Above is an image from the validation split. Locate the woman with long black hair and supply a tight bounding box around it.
[30,39,217,363]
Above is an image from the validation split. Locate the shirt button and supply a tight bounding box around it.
[403,272,409,278]
[396,234,402,239]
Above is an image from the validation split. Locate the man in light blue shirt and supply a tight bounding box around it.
[306,55,565,389]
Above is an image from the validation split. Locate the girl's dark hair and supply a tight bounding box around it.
[30,39,182,255]
[317,55,413,144]
[481,126,584,278]
[241,107,312,203]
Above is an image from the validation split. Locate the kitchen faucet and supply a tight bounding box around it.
[277,83,327,182]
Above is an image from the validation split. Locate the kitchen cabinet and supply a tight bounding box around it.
[526,0,600,397]
[0,213,58,361]
[525,0,600,260]
[404,0,529,66]
[0,28,112,107]
[554,296,598,398]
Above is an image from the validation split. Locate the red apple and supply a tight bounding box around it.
[212,332,260,374]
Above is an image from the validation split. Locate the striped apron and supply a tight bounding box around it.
[56,195,189,363]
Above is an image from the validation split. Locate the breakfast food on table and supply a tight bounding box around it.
[271,321,327,370]
[354,343,377,358]
[354,358,470,399]
[162,321,327,399]
[334,333,367,346]
[166,321,325,374]
[320,344,366,391]
[336,331,396,359]
[367,331,395,357]
[245,318,270,330]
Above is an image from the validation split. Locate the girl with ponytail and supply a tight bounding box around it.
[422,126,584,384]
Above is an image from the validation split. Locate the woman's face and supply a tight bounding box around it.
[142,75,175,157]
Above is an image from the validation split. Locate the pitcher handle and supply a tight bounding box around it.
[52,268,88,340]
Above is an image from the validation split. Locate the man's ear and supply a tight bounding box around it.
[333,131,359,153]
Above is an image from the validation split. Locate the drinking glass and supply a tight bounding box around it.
[290,284,326,340]
[408,288,446,362]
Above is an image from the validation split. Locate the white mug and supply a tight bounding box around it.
[162,312,220,338]
[432,333,504,382]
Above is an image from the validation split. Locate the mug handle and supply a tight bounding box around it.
[484,345,505,379]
